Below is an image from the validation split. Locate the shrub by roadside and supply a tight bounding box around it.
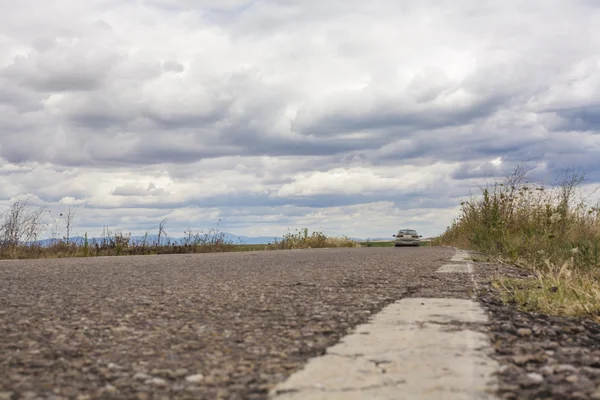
[0,198,359,259]
[434,164,600,321]
[266,228,359,250]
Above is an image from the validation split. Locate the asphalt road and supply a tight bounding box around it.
[0,246,468,399]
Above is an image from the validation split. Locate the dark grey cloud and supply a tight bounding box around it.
[552,106,600,132]
[291,89,504,138]
[3,42,120,92]
[0,79,43,112]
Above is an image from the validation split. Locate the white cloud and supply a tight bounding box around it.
[277,165,449,197]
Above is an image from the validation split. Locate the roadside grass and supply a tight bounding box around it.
[435,164,600,321]
[0,199,360,260]
[266,228,359,250]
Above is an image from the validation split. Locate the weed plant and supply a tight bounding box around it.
[435,165,600,320]
[0,199,358,259]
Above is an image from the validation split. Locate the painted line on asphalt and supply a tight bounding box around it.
[450,249,471,262]
[436,263,473,273]
[438,249,481,295]
[269,297,499,400]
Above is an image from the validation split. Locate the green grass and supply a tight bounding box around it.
[435,164,600,321]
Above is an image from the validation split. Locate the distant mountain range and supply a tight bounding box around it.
[31,232,398,246]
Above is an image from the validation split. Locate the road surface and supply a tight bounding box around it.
[1,246,491,399]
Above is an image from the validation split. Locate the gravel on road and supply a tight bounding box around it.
[6,247,599,400]
[1,247,457,400]
[472,261,600,400]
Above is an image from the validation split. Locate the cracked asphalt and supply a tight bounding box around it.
[0,246,462,399]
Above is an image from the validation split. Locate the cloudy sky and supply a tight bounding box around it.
[1,0,600,240]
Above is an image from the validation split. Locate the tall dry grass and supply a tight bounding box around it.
[0,196,47,259]
[435,164,600,319]
[0,198,359,259]
[266,228,359,250]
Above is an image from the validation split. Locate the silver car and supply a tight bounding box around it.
[393,229,422,247]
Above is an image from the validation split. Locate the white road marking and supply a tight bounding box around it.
[468,264,480,294]
[436,263,473,273]
[450,249,471,262]
[269,297,499,400]
[438,249,480,296]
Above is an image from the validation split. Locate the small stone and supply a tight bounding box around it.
[498,384,520,392]
[150,378,167,388]
[498,365,510,373]
[572,392,589,400]
[103,384,117,393]
[525,364,539,373]
[133,372,151,381]
[185,374,205,384]
[566,375,579,383]
[582,367,600,376]
[557,364,578,373]
[150,368,178,377]
[527,373,544,384]
[174,368,189,377]
[512,355,535,365]
[204,375,217,385]
[108,362,123,370]
[517,328,533,337]
[540,366,555,375]
[501,322,515,331]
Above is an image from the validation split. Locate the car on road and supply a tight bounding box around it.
[393,229,422,247]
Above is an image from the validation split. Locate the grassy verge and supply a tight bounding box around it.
[0,199,359,260]
[434,164,600,321]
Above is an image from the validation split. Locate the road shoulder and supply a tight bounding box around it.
[471,259,600,399]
